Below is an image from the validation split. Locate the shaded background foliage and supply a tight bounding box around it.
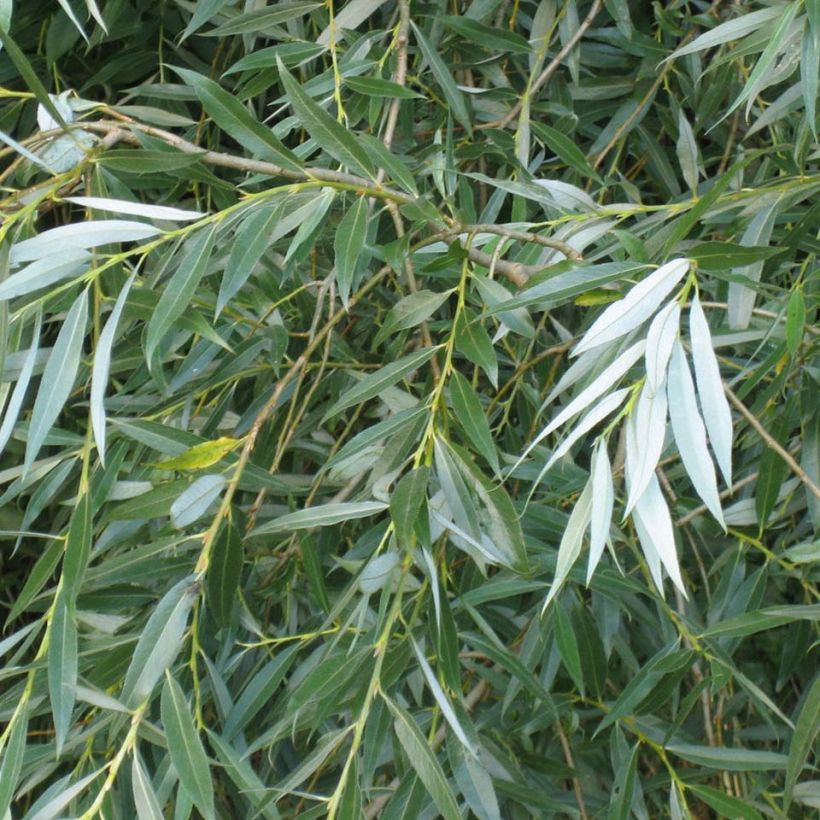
[0,0,818,818]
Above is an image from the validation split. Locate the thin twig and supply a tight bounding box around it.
[381,0,410,152]
[555,720,590,820]
[723,383,820,499]
[675,470,758,527]
[482,0,604,130]
[454,223,582,260]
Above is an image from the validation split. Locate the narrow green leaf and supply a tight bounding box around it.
[217,204,281,317]
[250,501,387,535]
[450,370,500,475]
[323,346,440,419]
[390,467,429,547]
[205,1,321,36]
[48,592,77,756]
[0,711,27,817]
[0,309,42,459]
[785,288,805,355]
[206,519,243,627]
[492,262,646,313]
[572,605,607,699]
[121,576,197,707]
[755,396,796,526]
[725,2,800,118]
[596,643,683,735]
[686,785,763,820]
[0,251,89,300]
[543,476,592,610]
[411,21,473,136]
[223,645,300,741]
[337,756,363,818]
[91,271,136,465]
[169,474,227,529]
[25,290,88,472]
[531,122,599,179]
[608,741,639,820]
[207,731,283,820]
[145,227,215,364]
[161,673,215,820]
[278,59,376,178]
[442,16,532,53]
[700,605,820,639]
[786,673,820,805]
[554,604,584,695]
[687,241,780,269]
[374,289,450,346]
[346,76,424,98]
[384,695,462,820]
[334,196,368,307]
[174,67,302,171]
[62,491,92,601]
[7,536,63,622]
[0,27,71,130]
[132,750,165,820]
[455,312,497,388]
[666,742,789,771]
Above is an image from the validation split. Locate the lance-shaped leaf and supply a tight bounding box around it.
[375,289,451,346]
[206,520,243,627]
[323,346,440,419]
[145,226,215,363]
[121,576,197,707]
[624,381,668,516]
[385,695,462,820]
[132,750,164,820]
[675,109,700,191]
[411,638,477,754]
[0,309,41,459]
[689,294,733,486]
[170,474,227,529]
[25,290,88,472]
[411,21,473,136]
[91,271,136,465]
[48,592,77,756]
[250,501,388,535]
[450,369,500,475]
[161,673,215,820]
[278,58,375,178]
[645,301,680,395]
[727,202,778,330]
[174,67,302,172]
[10,221,161,264]
[525,340,645,469]
[216,203,281,317]
[537,387,631,480]
[588,439,614,583]
[543,475,593,611]
[0,250,89,300]
[0,710,27,818]
[573,259,689,356]
[283,187,335,265]
[334,196,368,307]
[632,474,686,597]
[65,196,204,221]
[667,340,725,527]
[665,6,784,59]
[390,467,429,547]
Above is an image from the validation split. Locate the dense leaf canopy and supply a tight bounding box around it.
[0,0,818,817]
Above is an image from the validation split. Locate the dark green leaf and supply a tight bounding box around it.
[161,673,215,820]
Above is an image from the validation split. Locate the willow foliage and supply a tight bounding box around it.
[0,0,818,817]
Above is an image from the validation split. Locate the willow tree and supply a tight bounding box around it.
[0,1,817,817]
